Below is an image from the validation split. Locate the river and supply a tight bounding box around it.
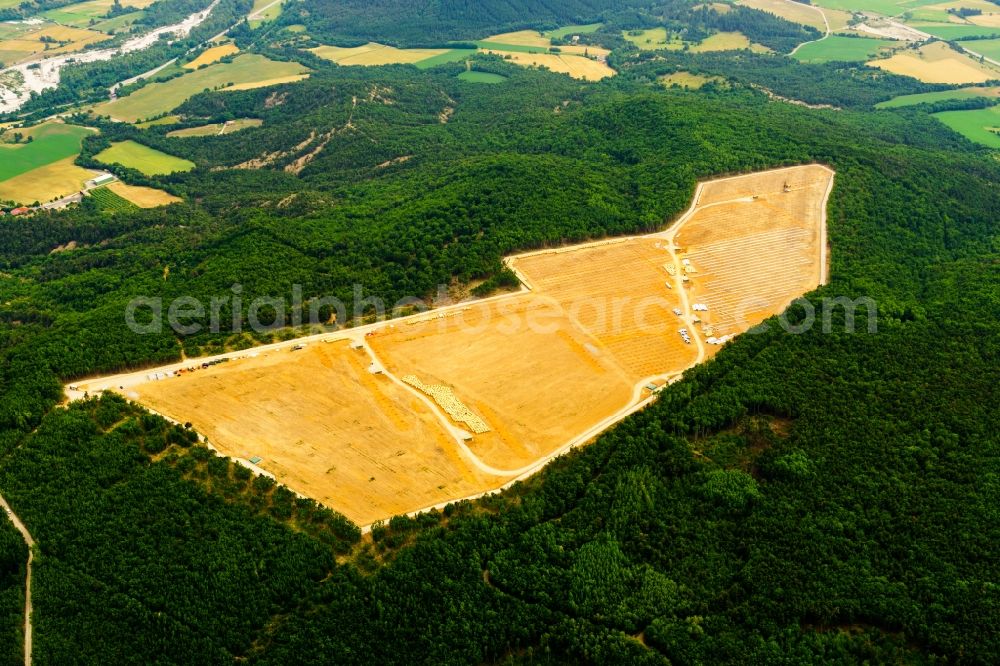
[0,0,221,114]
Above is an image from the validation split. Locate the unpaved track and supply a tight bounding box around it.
[0,493,34,666]
[247,0,282,21]
[789,0,831,56]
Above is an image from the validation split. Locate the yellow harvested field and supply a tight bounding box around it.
[0,157,94,205]
[225,74,309,90]
[482,49,615,80]
[868,41,1000,84]
[737,0,844,31]
[969,13,1000,27]
[557,43,612,57]
[481,30,611,57]
[311,42,449,65]
[484,30,552,47]
[184,43,239,69]
[106,181,180,207]
[925,0,998,12]
[0,24,107,64]
[72,165,833,527]
[690,31,769,53]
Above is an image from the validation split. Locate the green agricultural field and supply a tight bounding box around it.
[136,115,181,128]
[42,2,106,26]
[91,10,144,33]
[473,40,552,53]
[0,122,91,181]
[92,55,309,123]
[413,49,475,69]
[810,0,941,15]
[933,105,1000,147]
[904,7,953,21]
[962,37,1000,62]
[94,140,195,175]
[793,35,897,63]
[0,23,28,40]
[545,23,602,39]
[915,24,1000,40]
[248,0,283,28]
[876,86,1000,108]
[88,185,139,212]
[457,70,507,83]
[622,27,676,50]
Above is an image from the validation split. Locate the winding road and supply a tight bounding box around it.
[788,0,832,57]
[0,493,34,666]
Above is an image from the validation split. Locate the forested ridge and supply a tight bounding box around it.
[0,11,999,664]
[285,0,816,53]
[0,512,26,666]
[288,0,645,45]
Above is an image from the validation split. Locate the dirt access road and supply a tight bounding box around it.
[0,493,34,666]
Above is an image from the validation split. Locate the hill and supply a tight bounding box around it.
[0,1,997,663]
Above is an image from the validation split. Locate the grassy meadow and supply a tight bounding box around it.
[793,35,895,63]
[94,141,195,175]
[457,71,507,84]
[0,122,92,180]
[933,105,1000,147]
[92,55,309,122]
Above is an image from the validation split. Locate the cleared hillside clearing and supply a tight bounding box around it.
[120,342,497,526]
[72,166,833,527]
[670,164,832,339]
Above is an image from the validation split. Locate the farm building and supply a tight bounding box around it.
[88,173,116,188]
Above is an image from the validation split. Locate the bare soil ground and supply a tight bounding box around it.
[128,341,496,525]
[72,165,833,527]
[671,164,831,340]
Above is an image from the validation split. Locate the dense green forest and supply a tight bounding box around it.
[287,0,644,45]
[0,3,999,662]
[0,514,25,666]
[283,0,815,53]
[619,51,947,108]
